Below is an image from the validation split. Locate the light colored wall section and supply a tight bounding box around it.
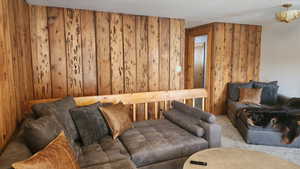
[261,21,300,97]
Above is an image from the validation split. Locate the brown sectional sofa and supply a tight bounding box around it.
[0,101,221,169]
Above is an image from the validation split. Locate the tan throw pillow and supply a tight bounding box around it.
[12,132,80,169]
[239,88,262,104]
[99,103,133,139]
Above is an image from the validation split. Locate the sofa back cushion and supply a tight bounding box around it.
[31,96,79,141]
[70,102,109,146]
[22,115,81,159]
[228,82,253,101]
[99,103,133,139]
[12,132,80,169]
[23,115,64,153]
[0,136,32,169]
[172,101,216,123]
[252,81,279,105]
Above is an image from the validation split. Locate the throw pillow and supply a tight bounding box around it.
[22,115,81,159]
[12,132,80,169]
[99,103,133,139]
[70,102,109,146]
[239,88,262,104]
[31,96,79,141]
[252,81,279,105]
[228,82,253,101]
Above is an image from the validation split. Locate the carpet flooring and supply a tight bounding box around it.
[217,115,300,165]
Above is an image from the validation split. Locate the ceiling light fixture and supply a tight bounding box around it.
[276,4,300,23]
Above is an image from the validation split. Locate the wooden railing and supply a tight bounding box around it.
[28,89,208,121]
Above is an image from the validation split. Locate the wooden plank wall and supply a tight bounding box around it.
[0,0,33,150]
[185,23,262,115]
[28,6,185,121]
[0,2,185,149]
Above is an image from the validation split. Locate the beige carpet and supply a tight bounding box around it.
[217,115,300,165]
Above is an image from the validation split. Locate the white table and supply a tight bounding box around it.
[183,148,300,169]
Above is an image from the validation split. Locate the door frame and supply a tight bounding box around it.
[185,24,213,112]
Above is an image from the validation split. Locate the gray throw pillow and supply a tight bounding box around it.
[70,102,109,146]
[252,81,279,105]
[31,96,79,141]
[22,115,81,159]
[23,115,63,153]
[228,82,253,101]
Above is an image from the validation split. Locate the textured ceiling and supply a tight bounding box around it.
[26,0,300,27]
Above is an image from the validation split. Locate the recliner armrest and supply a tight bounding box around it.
[198,120,221,148]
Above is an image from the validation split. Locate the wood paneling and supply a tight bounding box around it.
[0,0,15,149]
[110,13,124,94]
[64,9,83,97]
[186,22,262,115]
[180,21,186,89]
[81,10,97,96]
[136,16,149,121]
[148,16,159,119]
[231,24,241,82]
[48,8,67,98]
[0,0,33,149]
[238,25,249,82]
[159,18,170,114]
[170,19,183,90]
[159,18,170,91]
[30,6,52,99]
[148,16,159,92]
[27,7,184,121]
[123,15,137,93]
[96,12,111,95]
[0,2,185,149]
[212,23,225,115]
[136,16,149,93]
[254,27,262,81]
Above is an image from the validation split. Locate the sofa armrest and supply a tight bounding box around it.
[0,137,32,169]
[172,101,216,123]
[277,94,290,105]
[228,99,249,111]
[198,120,221,148]
[164,110,205,137]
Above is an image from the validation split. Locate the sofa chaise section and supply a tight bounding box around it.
[120,120,209,167]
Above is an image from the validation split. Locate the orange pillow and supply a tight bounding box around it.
[99,103,133,139]
[239,88,262,104]
[12,132,80,169]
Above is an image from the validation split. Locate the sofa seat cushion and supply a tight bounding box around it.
[79,136,130,168]
[81,159,136,169]
[120,120,208,167]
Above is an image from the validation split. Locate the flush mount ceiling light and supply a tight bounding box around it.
[276,4,300,23]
